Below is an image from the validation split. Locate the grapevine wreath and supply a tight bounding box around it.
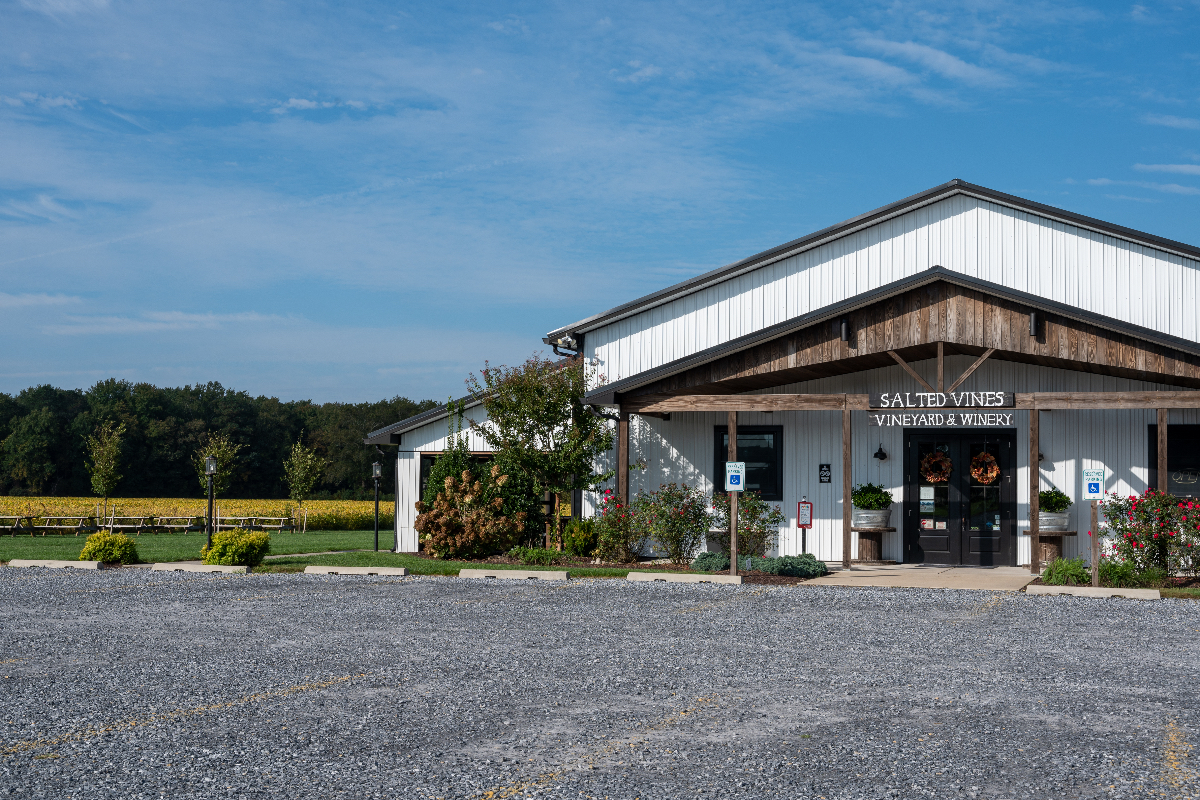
[970,451,1000,485]
[919,450,953,483]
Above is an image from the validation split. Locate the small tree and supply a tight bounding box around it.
[467,354,614,545]
[192,432,244,498]
[85,420,126,517]
[283,435,327,509]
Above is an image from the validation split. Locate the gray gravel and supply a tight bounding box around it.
[1,569,1197,799]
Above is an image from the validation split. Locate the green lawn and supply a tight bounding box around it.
[0,530,390,564]
[254,551,657,579]
[1160,587,1200,600]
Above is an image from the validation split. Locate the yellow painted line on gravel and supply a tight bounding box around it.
[474,693,728,799]
[2,673,369,756]
[1160,717,1199,798]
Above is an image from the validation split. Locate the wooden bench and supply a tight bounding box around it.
[255,517,295,533]
[157,516,204,533]
[0,516,33,536]
[38,517,99,536]
[102,517,155,536]
[215,516,261,532]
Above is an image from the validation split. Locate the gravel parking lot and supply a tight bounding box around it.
[1,569,1197,800]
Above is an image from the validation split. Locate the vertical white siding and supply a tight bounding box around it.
[584,358,1200,565]
[584,195,1200,385]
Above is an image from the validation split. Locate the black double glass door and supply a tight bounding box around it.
[904,431,1016,566]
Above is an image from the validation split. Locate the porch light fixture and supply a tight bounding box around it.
[840,318,850,342]
[873,444,887,461]
[1029,310,1039,337]
[204,456,217,550]
[205,456,217,476]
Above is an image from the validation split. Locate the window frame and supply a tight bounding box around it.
[713,425,784,501]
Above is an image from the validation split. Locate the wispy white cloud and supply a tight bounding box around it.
[1087,178,1200,195]
[1103,194,1158,203]
[0,292,81,308]
[1134,163,1200,175]
[612,60,661,83]
[44,311,284,335]
[856,38,1007,87]
[1143,113,1200,130]
[18,0,108,17]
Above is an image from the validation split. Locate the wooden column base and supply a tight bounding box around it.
[1021,530,1077,568]
[850,527,895,562]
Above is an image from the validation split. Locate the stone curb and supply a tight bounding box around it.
[1026,585,1160,600]
[459,568,570,581]
[303,566,409,576]
[5,559,104,570]
[151,563,248,574]
[627,571,743,585]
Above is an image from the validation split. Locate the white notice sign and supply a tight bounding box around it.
[1083,468,1105,500]
[725,461,746,492]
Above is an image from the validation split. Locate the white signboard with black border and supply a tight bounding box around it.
[725,461,745,492]
[1083,468,1105,500]
[867,411,1017,428]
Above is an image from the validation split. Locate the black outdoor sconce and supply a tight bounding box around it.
[840,317,850,342]
[873,443,887,461]
[1029,310,1040,337]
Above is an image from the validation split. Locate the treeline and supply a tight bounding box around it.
[0,380,436,499]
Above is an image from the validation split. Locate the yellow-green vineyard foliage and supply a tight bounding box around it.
[0,497,393,531]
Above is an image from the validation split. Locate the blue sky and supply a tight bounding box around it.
[2,1,1199,403]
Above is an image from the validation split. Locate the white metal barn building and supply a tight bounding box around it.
[368,179,1200,573]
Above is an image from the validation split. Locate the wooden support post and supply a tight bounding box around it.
[1158,408,1169,493]
[728,411,738,577]
[1030,409,1040,575]
[617,409,629,505]
[1090,500,1100,588]
[842,407,852,570]
[937,341,944,392]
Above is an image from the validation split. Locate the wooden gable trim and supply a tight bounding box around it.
[623,281,1200,398]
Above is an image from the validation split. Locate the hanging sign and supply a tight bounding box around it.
[870,391,1014,409]
[725,461,745,492]
[818,464,832,483]
[796,500,813,528]
[1083,468,1105,500]
[868,411,1016,428]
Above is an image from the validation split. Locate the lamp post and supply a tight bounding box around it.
[372,461,382,553]
[204,456,217,550]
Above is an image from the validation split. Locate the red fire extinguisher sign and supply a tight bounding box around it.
[796,500,813,529]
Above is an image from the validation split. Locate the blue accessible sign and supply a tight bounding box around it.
[725,462,746,492]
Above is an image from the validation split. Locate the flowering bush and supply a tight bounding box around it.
[414,467,527,560]
[638,483,711,565]
[593,490,649,563]
[1102,489,1200,576]
[710,491,785,557]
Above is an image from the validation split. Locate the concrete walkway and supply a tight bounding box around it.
[808,563,1036,591]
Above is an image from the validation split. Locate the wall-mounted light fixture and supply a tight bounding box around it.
[1029,310,1039,337]
[873,444,888,461]
[840,317,850,342]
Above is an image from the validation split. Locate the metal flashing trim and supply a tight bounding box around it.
[547,179,1200,341]
[585,266,1200,402]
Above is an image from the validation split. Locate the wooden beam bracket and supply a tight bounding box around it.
[887,350,936,393]
[947,348,996,394]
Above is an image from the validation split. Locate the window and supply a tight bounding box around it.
[1148,424,1200,499]
[713,425,783,501]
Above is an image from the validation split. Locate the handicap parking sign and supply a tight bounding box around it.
[725,461,746,492]
[1083,468,1105,500]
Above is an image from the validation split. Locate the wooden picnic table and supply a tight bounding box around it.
[256,517,296,533]
[102,516,155,536]
[157,516,204,533]
[38,516,99,536]
[0,515,33,535]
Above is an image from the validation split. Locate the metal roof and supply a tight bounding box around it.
[363,393,484,446]
[545,179,1200,343]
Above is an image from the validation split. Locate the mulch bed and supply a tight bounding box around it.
[408,551,813,584]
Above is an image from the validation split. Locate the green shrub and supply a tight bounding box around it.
[1038,488,1072,513]
[710,491,786,557]
[641,483,710,565]
[79,531,140,564]
[507,546,563,566]
[1042,556,1090,585]
[1135,566,1169,588]
[851,483,893,510]
[1098,558,1138,588]
[1102,490,1200,576]
[562,518,597,558]
[772,554,828,578]
[594,491,650,563]
[201,529,271,567]
[692,551,730,572]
